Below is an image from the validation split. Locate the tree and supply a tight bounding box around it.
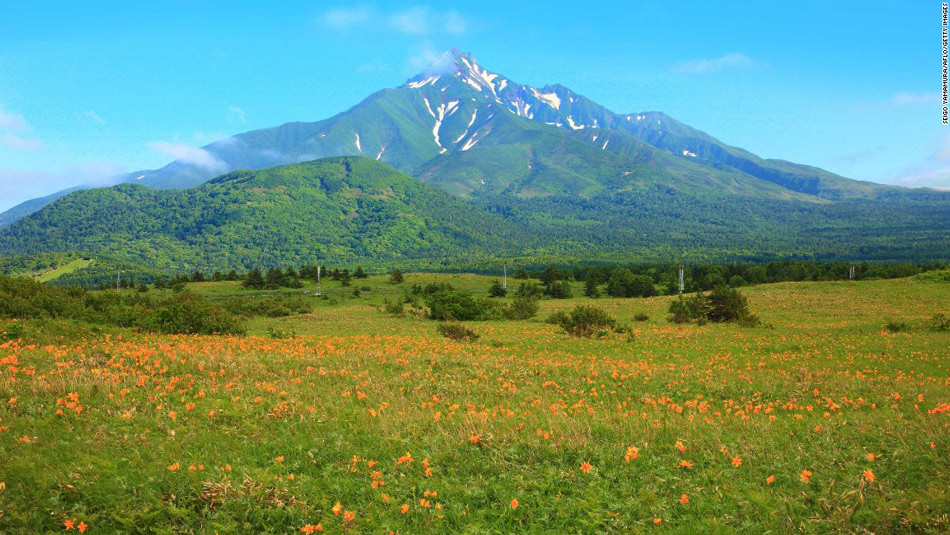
[354,266,368,279]
[243,267,265,289]
[584,278,600,298]
[390,269,404,284]
[265,268,284,289]
[340,269,352,287]
[489,279,507,297]
[514,268,529,280]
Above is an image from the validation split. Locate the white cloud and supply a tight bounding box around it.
[147,141,227,172]
[0,133,43,151]
[0,160,126,213]
[408,41,442,71]
[892,91,941,106]
[318,6,468,36]
[321,6,373,29]
[81,110,106,124]
[0,105,27,130]
[227,105,247,124]
[674,52,755,74]
[389,7,430,35]
[890,167,950,189]
[192,131,233,145]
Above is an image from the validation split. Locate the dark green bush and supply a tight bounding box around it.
[928,313,950,332]
[425,290,500,321]
[148,292,245,335]
[884,320,911,332]
[549,304,620,337]
[633,312,650,322]
[504,296,539,320]
[437,322,479,341]
[668,286,758,326]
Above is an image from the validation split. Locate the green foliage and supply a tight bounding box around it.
[884,320,911,333]
[633,312,650,322]
[436,321,479,341]
[515,282,544,299]
[382,298,405,316]
[389,269,404,284]
[503,296,539,320]
[488,279,507,297]
[424,289,499,321]
[927,313,950,332]
[668,286,759,326]
[148,292,245,335]
[605,268,656,298]
[548,304,621,337]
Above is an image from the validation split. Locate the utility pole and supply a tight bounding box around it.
[678,264,685,294]
[503,264,507,290]
[116,269,122,293]
[849,265,856,280]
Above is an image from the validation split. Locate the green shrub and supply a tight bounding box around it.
[148,292,245,335]
[504,296,539,320]
[928,313,950,332]
[425,290,500,321]
[437,322,479,341]
[549,304,620,337]
[267,326,295,339]
[633,312,650,322]
[668,286,759,326]
[489,279,507,297]
[383,298,405,316]
[884,320,911,332]
[668,294,709,324]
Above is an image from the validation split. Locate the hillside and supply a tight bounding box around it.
[0,157,531,270]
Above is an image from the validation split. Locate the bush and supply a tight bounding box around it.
[549,304,620,337]
[668,286,759,326]
[437,322,479,341]
[515,282,544,299]
[489,279,507,297]
[148,292,245,335]
[633,312,650,322]
[928,313,950,332]
[267,326,295,339]
[884,320,911,332]
[390,269,404,284]
[383,298,405,316]
[425,290,500,321]
[504,296,539,320]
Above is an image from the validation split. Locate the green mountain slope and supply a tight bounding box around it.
[0,157,532,270]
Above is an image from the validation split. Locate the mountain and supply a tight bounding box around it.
[0,49,911,228]
[0,157,531,270]
[1,50,949,270]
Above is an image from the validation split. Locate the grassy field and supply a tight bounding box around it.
[1,274,948,533]
[33,258,93,283]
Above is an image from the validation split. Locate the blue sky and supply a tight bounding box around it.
[0,0,942,212]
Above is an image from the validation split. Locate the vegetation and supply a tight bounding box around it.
[0,273,948,533]
[436,321,479,341]
[548,304,622,337]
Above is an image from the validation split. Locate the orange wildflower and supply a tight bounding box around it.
[766,475,775,485]
[731,456,742,467]
[469,434,481,445]
[343,511,355,522]
[400,504,410,514]
[511,498,519,509]
[624,446,639,462]
[275,456,284,463]
[800,470,813,483]
[653,518,662,525]
[78,522,87,533]
[167,462,180,471]
[863,469,876,482]
[579,461,593,473]
[679,460,692,469]
[679,493,689,504]
[332,502,343,515]
[64,518,75,530]
[675,441,685,452]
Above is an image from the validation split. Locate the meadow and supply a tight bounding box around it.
[1,273,948,534]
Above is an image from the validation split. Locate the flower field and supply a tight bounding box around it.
[1,275,948,533]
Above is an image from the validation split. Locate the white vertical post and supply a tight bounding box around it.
[503,264,507,290]
[678,264,684,294]
[116,270,121,292]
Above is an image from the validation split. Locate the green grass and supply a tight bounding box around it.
[1,275,948,534]
[34,258,93,282]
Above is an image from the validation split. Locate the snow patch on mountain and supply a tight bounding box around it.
[354,132,362,152]
[529,87,561,110]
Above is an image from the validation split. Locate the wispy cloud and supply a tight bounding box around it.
[0,105,28,130]
[321,6,373,29]
[0,160,126,212]
[318,6,468,36]
[892,91,940,106]
[0,133,43,151]
[148,141,227,172]
[890,167,950,189]
[837,145,885,165]
[81,110,106,124]
[674,52,756,74]
[227,105,247,124]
